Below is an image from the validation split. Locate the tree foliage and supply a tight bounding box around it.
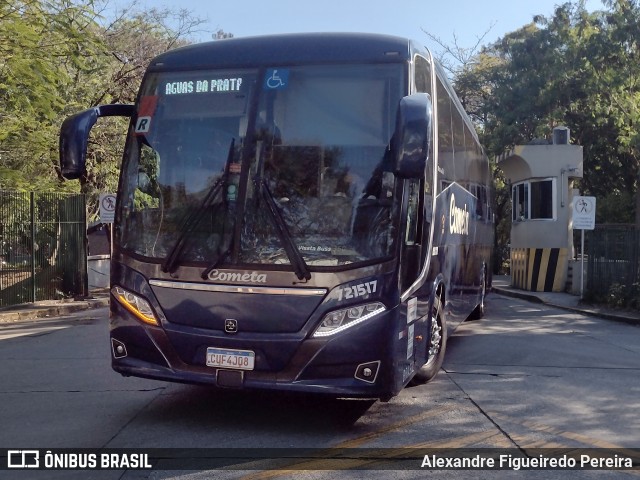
[2,0,638,234]
[0,0,98,191]
[422,1,640,275]
[0,0,204,219]
[453,0,640,227]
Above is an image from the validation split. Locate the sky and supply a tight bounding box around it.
[106,0,606,53]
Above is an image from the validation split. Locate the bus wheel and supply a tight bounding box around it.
[412,296,447,384]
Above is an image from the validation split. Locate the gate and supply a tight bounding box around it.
[0,191,87,307]
[586,225,640,306]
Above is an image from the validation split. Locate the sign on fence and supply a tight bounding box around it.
[99,194,116,224]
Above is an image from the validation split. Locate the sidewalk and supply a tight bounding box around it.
[492,275,640,325]
[0,291,109,323]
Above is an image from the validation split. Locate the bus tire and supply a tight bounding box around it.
[412,296,446,384]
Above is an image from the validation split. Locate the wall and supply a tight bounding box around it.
[88,255,110,290]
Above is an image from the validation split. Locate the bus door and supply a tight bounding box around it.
[399,175,436,380]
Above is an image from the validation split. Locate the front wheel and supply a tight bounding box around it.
[412,296,447,384]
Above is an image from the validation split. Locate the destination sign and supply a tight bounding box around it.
[164,77,244,95]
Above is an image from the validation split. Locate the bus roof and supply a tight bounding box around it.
[150,33,416,70]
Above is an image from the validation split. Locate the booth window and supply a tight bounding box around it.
[512,178,556,221]
[512,182,528,221]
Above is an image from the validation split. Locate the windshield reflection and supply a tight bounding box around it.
[118,64,404,271]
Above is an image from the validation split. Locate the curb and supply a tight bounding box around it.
[0,297,109,324]
[492,287,640,326]
[491,286,544,304]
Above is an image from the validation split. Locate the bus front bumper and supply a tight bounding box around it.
[110,301,399,400]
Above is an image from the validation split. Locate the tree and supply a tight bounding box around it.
[0,0,101,192]
[455,1,640,226]
[73,4,206,219]
[0,0,207,221]
[437,1,640,274]
[587,0,640,224]
[422,23,496,78]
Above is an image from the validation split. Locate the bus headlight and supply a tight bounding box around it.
[313,302,386,337]
[112,286,159,326]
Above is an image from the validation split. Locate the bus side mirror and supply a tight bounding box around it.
[59,104,135,180]
[394,93,432,179]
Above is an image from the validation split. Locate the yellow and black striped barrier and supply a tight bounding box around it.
[510,248,568,292]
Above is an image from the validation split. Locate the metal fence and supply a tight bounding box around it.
[586,225,640,306]
[0,191,87,307]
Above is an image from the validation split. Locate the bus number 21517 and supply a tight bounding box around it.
[335,281,377,301]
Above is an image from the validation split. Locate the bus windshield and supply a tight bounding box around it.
[118,64,405,270]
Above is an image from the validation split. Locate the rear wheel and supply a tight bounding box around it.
[412,295,447,384]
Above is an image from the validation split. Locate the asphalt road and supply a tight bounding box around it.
[0,293,639,479]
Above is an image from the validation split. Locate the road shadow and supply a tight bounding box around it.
[134,385,376,436]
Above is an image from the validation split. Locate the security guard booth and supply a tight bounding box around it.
[498,127,583,292]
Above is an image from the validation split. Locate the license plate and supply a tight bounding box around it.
[206,347,255,370]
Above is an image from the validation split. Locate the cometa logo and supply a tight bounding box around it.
[207,270,268,283]
[449,193,470,236]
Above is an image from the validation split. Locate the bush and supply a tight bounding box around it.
[606,282,640,310]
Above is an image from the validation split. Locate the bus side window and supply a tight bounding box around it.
[414,56,432,96]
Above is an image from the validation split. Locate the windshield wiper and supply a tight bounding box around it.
[161,139,234,274]
[200,244,232,279]
[259,178,311,282]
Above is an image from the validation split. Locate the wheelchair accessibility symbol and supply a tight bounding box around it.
[264,69,288,90]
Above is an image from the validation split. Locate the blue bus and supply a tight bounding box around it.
[60,33,493,401]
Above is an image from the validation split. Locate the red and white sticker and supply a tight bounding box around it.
[135,96,158,134]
